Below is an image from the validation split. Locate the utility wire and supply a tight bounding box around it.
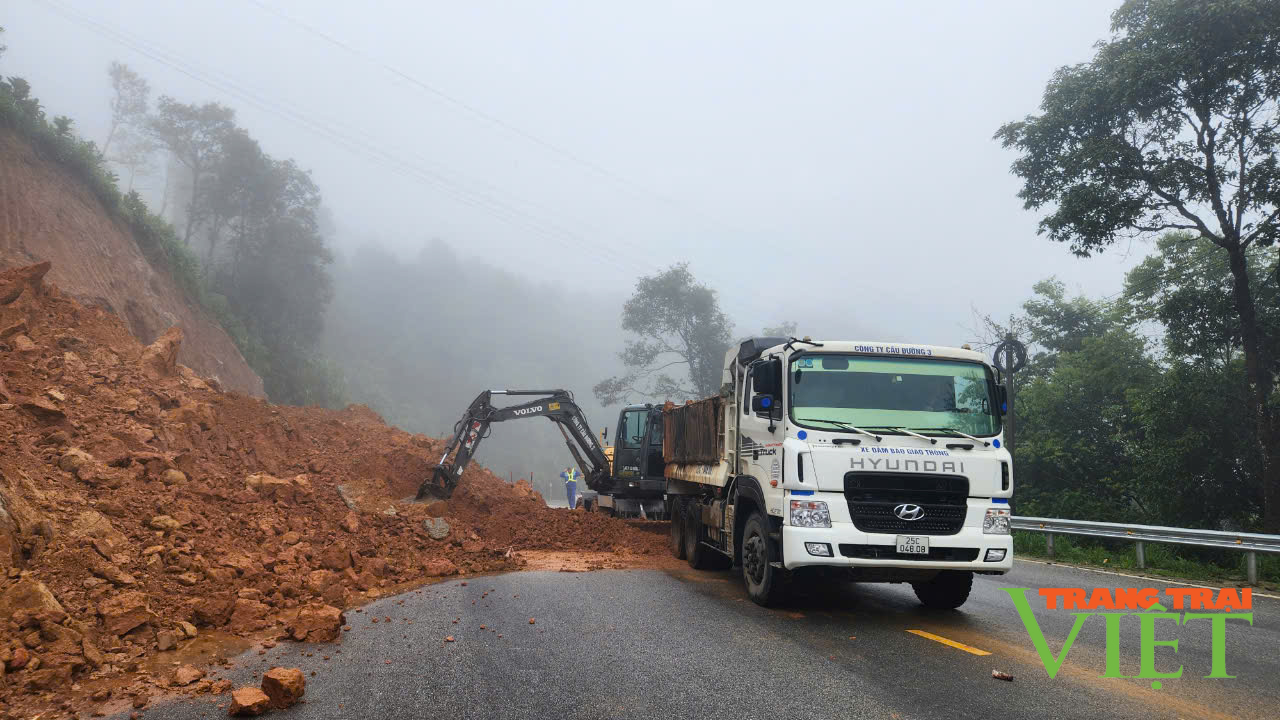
[241,0,742,237]
[36,0,661,277]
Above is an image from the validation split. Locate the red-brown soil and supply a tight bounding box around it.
[0,262,667,718]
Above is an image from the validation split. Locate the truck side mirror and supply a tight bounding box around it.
[751,394,775,414]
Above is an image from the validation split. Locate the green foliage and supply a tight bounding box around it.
[0,57,344,409]
[595,263,733,405]
[0,75,122,212]
[1010,256,1269,532]
[999,0,1280,531]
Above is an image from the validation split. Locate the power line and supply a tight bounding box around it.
[241,0,741,236]
[36,0,661,277]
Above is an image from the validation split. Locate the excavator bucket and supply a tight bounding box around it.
[415,466,456,501]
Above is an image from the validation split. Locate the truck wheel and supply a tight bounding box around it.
[684,502,710,568]
[669,499,687,559]
[741,512,783,607]
[912,571,973,610]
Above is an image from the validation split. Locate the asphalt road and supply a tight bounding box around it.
[133,559,1276,720]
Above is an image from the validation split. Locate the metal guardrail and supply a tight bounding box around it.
[1012,516,1280,585]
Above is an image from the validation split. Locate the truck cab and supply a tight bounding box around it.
[665,337,1013,609]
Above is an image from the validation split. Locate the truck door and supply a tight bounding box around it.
[613,408,648,480]
[642,411,664,479]
[741,357,784,491]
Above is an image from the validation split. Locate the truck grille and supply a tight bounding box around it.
[844,472,968,536]
[839,545,979,562]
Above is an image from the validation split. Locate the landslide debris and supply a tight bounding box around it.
[0,262,666,717]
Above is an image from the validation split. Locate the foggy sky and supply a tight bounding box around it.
[5,0,1137,346]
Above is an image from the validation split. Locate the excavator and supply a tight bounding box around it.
[416,389,667,518]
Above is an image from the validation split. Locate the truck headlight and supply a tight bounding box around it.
[983,507,1010,534]
[790,499,831,528]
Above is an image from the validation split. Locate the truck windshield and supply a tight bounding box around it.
[789,355,1001,437]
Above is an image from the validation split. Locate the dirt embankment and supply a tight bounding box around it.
[0,262,667,718]
[0,129,264,397]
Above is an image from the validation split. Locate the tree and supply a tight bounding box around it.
[996,0,1280,531]
[762,321,798,337]
[594,263,733,405]
[102,62,149,159]
[148,97,235,245]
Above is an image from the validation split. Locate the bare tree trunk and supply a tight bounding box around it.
[100,119,119,160]
[159,152,172,217]
[1225,246,1279,532]
[182,165,201,246]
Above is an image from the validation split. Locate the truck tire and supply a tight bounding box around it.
[741,512,783,607]
[911,571,973,610]
[669,498,687,559]
[684,502,712,568]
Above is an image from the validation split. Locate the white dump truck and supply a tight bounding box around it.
[663,337,1013,608]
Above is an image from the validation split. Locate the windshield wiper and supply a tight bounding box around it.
[909,427,992,447]
[857,425,945,444]
[802,418,882,442]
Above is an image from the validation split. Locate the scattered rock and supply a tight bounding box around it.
[424,558,457,577]
[157,630,179,651]
[20,395,65,421]
[339,511,359,533]
[287,603,344,643]
[179,621,199,638]
[161,468,187,485]
[149,515,182,531]
[423,517,451,540]
[59,448,94,472]
[173,664,206,686]
[261,667,306,708]
[228,686,272,716]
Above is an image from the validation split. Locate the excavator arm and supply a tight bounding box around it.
[416,389,612,500]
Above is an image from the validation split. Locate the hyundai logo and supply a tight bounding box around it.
[894,503,925,521]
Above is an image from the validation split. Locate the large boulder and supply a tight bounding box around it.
[0,579,65,622]
[227,599,272,634]
[287,603,344,643]
[140,326,183,379]
[98,591,156,636]
[70,509,129,549]
[0,261,50,306]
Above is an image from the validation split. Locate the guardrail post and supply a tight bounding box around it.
[1045,532,1054,558]
[1247,552,1257,586]
[1135,541,1145,569]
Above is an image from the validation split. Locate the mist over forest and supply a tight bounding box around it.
[323,239,629,500]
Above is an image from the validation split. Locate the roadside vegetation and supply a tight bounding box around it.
[1013,531,1280,590]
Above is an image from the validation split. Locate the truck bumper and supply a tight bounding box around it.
[781,523,1013,573]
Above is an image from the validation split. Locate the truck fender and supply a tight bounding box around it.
[730,476,771,565]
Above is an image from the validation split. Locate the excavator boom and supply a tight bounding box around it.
[416,389,612,500]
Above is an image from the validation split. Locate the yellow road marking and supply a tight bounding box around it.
[906,629,991,656]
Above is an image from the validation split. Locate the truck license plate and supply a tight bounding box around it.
[896,535,929,555]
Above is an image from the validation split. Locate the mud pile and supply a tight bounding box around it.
[0,262,666,716]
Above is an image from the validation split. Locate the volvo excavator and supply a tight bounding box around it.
[416,389,667,518]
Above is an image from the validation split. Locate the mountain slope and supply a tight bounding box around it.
[0,129,264,396]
